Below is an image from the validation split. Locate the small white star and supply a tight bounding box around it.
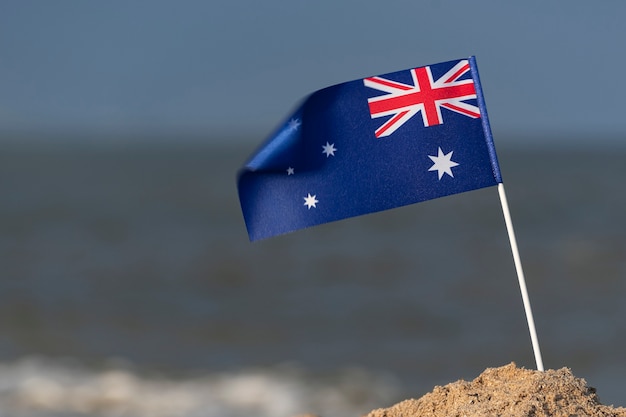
[428,147,459,180]
[286,167,295,175]
[287,118,301,131]
[322,142,337,157]
[303,193,318,209]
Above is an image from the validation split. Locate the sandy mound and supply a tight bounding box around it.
[364,362,625,417]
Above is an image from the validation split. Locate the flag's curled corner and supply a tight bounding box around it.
[238,56,502,241]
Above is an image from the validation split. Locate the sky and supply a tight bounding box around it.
[1,1,626,145]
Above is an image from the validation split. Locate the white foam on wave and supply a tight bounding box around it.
[0,357,401,417]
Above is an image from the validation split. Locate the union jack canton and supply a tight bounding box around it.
[364,59,480,137]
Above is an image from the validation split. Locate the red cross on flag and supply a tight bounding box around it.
[364,60,480,138]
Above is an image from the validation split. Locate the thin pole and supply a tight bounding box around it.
[497,183,544,371]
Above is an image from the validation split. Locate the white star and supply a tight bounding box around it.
[287,118,301,131]
[322,142,337,157]
[428,147,459,180]
[303,193,318,209]
[286,167,295,175]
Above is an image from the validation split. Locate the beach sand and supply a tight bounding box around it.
[361,362,625,417]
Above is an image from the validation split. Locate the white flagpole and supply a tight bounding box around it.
[497,183,544,371]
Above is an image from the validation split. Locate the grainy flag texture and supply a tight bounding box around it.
[238,57,501,241]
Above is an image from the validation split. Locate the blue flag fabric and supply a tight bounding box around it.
[238,56,502,241]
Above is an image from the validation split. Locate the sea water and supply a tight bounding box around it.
[0,139,624,416]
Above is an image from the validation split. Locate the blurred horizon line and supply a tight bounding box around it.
[0,127,624,150]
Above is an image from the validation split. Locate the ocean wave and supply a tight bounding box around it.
[0,357,401,417]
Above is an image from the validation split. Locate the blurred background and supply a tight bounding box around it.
[1,1,625,416]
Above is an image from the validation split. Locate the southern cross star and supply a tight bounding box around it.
[287,118,301,131]
[322,142,337,157]
[303,193,318,209]
[286,167,295,175]
[428,147,459,180]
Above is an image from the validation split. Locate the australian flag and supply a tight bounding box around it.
[238,56,502,241]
